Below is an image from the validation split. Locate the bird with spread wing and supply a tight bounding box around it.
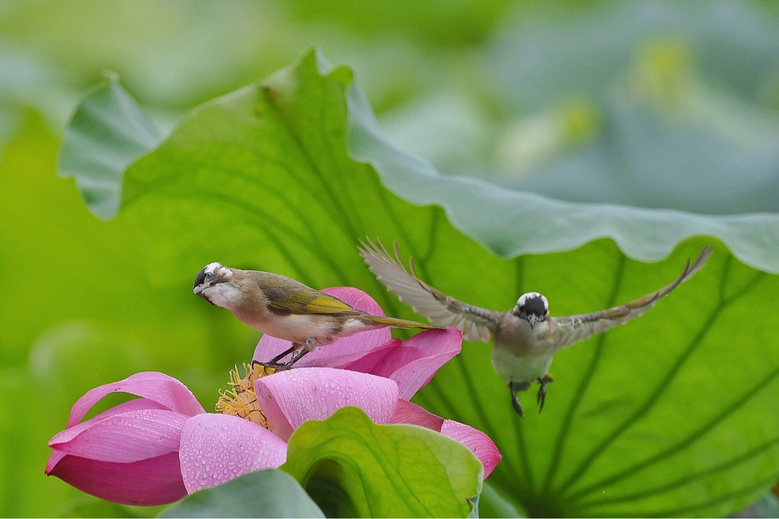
[359,239,712,416]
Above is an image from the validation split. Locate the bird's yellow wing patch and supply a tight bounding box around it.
[265,287,355,316]
[301,292,356,314]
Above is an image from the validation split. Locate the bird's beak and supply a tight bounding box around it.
[194,286,215,305]
[527,315,537,329]
[193,283,212,302]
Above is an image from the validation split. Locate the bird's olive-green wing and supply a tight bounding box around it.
[260,275,357,316]
[552,245,712,350]
[359,239,500,342]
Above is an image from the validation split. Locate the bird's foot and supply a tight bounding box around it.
[255,344,311,372]
[536,375,553,413]
[510,381,531,417]
[511,392,524,417]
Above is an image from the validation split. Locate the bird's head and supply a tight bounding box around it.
[193,262,239,308]
[513,292,549,329]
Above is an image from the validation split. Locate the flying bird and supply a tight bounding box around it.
[194,262,437,369]
[360,239,712,416]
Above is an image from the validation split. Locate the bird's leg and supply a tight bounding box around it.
[258,341,312,371]
[277,347,310,370]
[536,375,553,412]
[510,380,531,417]
[302,337,317,352]
[258,338,319,372]
[265,345,296,366]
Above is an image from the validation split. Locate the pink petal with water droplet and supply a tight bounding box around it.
[360,328,462,400]
[255,367,399,441]
[66,372,205,427]
[46,400,169,473]
[49,408,188,463]
[179,413,287,493]
[49,399,167,447]
[336,339,401,373]
[46,451,186,506]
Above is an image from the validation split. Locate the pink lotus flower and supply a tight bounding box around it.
[46,287,501,506]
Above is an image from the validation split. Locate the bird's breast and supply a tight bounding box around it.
[491,317,557,383]
[236,305,376,348]
[238,310,350,345]
[491,347,554,384]
[494,316,556,356]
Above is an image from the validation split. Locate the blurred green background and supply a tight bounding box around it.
[2,1,779,516]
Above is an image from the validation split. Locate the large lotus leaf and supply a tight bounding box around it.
[60,49,779,516]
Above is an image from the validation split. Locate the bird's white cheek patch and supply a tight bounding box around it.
[204,285,242,308]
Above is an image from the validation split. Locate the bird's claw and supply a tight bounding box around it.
[509,380,530,417]
[536,381,546,411]
[511,391,524,417]
[509,377,553,416]
[536,375,553,413]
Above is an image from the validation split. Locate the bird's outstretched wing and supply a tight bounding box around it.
[359,239,501,342]
[551,245,713,350]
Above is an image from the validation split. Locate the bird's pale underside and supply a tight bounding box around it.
[359,239,712,416]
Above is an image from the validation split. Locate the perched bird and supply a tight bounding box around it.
[360,239,712,416]
[193,262,437,369]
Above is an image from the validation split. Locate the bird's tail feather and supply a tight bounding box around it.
[364,315,440,330]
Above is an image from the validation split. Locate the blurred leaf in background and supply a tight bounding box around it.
[2,0,778,517]
[385,1,779,216]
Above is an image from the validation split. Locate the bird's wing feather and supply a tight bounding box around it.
[359,239,500,342]
[551,245,712,350]
[263,280,356,316]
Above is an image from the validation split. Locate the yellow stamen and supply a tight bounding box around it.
[216,362,276,429]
